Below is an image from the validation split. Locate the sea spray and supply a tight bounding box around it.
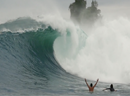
[53,16,130,84]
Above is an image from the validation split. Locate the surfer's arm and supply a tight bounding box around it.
[103,88,110,91]
[93,79,99,87]
[85,79,90,88]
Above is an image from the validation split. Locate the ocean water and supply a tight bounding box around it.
[0,16,130,96]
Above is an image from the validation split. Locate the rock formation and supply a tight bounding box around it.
[69,0,101,24]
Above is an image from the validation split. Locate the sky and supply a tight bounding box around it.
[0,0,130,23]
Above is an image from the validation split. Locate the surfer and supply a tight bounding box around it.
[85,78,99,92]
[103,84,116,92]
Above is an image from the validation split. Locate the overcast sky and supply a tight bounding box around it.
[0,0,130,23]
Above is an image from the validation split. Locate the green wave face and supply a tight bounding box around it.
[0,18,81,95]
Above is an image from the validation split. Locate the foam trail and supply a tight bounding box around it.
[53,16,130,84]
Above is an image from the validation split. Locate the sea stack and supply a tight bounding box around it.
[69,0,101,24]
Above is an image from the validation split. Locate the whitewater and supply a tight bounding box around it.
[43,15,130,84]
[0,2,130,96]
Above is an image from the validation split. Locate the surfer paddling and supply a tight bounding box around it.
[103,84,116,92]
[85,78,99,92]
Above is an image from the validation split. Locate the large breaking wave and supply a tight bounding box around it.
[0,16,130,95]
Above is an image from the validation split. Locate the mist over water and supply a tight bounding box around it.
[53,15,130,84]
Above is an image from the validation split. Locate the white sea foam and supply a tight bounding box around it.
[52,15,130,84]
